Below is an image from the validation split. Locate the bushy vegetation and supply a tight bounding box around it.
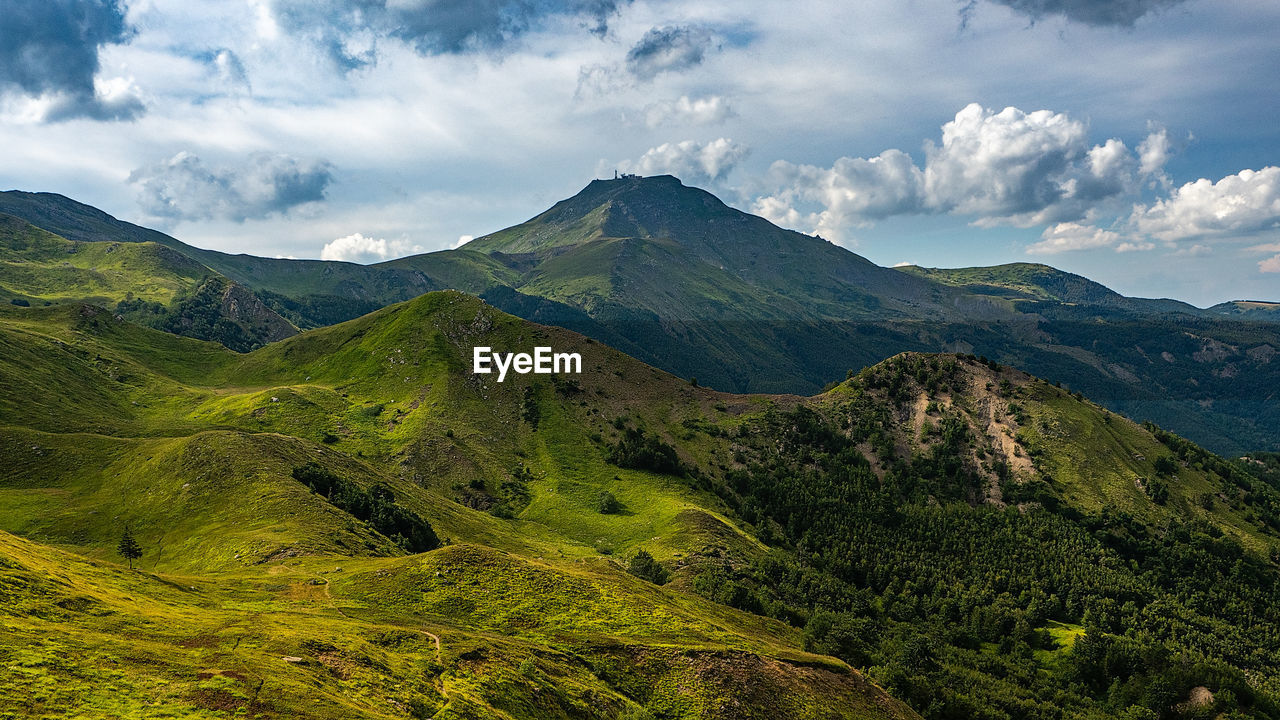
[607,427,685,477]
[627,550,669,585]
[118,276,279,352]
[683,356,1280,720]
[292,463,440,553]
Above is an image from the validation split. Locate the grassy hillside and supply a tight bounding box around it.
[0,294,924,719]
[4,292,1280,719]
[0,211,297,351]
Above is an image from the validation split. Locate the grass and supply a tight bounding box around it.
[6,291,1272,718]
[0,291,920,719]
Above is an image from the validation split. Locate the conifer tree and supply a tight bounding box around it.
[117,526,143,570]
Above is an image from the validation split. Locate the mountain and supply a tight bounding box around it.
[898,262,1203,315]
[1,181,1277,456]
[4,292,1280,718]
[0,207,297,351]
[1209,300,1280,320]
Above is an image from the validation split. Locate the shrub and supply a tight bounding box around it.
[627,550,669,585]
[595,490,622,514]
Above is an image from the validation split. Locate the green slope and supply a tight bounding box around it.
[0,295,921,719]
[4,291,1280,719]
[0,210,297,351]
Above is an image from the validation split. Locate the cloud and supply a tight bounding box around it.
[1128,167,1280,243]
[203,48,251,94]
[1173,243,1211,256]
[451,234,474,249]
[619,138,748,186]
[1261,255,1280,273]
[625,26,713,80]
[754,103,1160,241]
[578,23,740,97]
[0,0,143,121]
[924,103,1132,225]
[642,95,733,128]
[1027,221,1122,254]
[753,150,925,240]
[320,232,422,263]
[269,0,630,69]
[130,151,334,223]
[966,0,1188,27]
[1137,125,1172,181]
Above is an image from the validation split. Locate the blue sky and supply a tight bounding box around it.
[1,0,1278,306]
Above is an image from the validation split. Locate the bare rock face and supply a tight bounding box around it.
[219,280,298,343]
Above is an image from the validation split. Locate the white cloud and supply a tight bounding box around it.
[1137,125,1172,181]
[320,232,422,263]
[926,102,1095,222]
[620,138,748,186]
[1173,244,1211,256]
[1027,221,1122,254]
[1116,240,1156,252]
[1129,167,1280,243]
[1261,255,1280,273]
[752,150,924,240]
[450,234,474,249]
[642,95,733,128]
[754,103,1153,241]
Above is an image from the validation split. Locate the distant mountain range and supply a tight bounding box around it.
[2,177,1277,454]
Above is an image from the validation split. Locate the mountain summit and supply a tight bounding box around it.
[467,175,950,321]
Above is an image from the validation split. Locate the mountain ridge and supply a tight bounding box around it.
[1,181,1277,454]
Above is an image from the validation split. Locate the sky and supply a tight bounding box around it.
[1,0,1278,307]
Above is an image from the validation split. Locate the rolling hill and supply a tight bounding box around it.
[3,291,1280,718]
[2,179,1277,456]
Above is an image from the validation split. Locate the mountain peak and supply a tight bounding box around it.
[467,174,766,255]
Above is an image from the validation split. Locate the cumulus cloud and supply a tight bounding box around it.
[1137,125,1173,182]
[965,0,1188,27]
[1128,167,1280,243]
[619,138,748,186]
[130,151,334,223]
[753,150,925,240]
[924,103,1135,225]
[642,95,733,128]
[1027,221,1122,254]
[0,0,144,121]
[1261,255,1280,273]
[754,103,1162,242]
[270,0,630,69]
[320,233,422,263]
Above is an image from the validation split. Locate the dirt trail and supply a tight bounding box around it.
[307,571,441,662]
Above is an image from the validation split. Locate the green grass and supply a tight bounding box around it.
[6,291,1275,719]
[0,292,921,719]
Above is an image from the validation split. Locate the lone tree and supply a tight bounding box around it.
[117,526,143,569]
